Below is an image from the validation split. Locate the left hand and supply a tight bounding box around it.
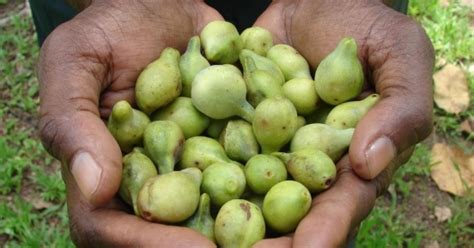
[253,0,434,246]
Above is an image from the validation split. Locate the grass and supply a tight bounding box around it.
[0,0,472,247]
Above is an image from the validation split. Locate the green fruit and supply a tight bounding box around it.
[296,116,306,131]
[201,162,246,207]
[143,121,184,174]
[291,124,354,162]
[305,102,333,124]
[219,120,259,162]
[179,36,210,97]
[314,37,364,105]
[200,21,242,64]
[240,26,273,56]
[215,199,265,248]
[326,93,380,129]
[191,65,255,122]
[282,78,319,115]
[263,180,311,233]
[253,97,298,154]
[240,49,285,86]
[267,44,312,81]
[273,149,336,193]
[185,193,215,242]
[244,154,287,194]
[244,193,265,210]
[119,148,157,215]
[107,100,150,153]
[180,136,231,171]
[206,119,230,139]
[242,56,284,107]
[137,168,201,223]
[136,48,182,114]
[152,97,210,138]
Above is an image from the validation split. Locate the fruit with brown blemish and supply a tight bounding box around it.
[273,149,336,193]
[314,37,364,105]
[262,180,311,233]
[135,48,182,114]
[180,136,231,171]
[253,97,298,154]
[244,154,287,194]
[214,199,265,248]
[107,100,150,153]
[143,120,184,174]
[137,168,201,223]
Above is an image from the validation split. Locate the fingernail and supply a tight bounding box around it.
[70,152,102,201]
[365,136,396,178]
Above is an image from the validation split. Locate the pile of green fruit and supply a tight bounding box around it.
[108,20,380,247]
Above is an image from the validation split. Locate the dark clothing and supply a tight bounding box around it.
[29,0,408,45]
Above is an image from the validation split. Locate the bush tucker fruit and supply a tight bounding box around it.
[180,136,231,171]
[326,93,380,129]
[179,36,210,97]
[201,162,246,207]
[267,44,312,81]
[215,199,266,248]
[282,78,319,115]
[185,193,215,242]
[240,26,273,56]
[200,20,243,64]
[219,120,259,162]
[315,37,364,105]
[108,100,150,153]
[244,154,287,194]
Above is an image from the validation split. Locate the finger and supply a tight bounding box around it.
[38,23,122,207]
[293,147,415,247]
[62,168,215,248]
[349,15,435,179]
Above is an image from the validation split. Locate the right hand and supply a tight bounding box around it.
[38,1,221,246]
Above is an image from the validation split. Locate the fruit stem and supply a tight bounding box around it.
[239,101,255,123]
[187,36,201,54]
[271,152,291,164]
[112,100,133,123]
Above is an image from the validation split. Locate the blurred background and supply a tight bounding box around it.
[0,0,472,247]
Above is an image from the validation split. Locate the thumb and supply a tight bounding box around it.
[38,25,122,207]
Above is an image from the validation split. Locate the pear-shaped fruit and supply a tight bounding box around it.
[119,148,157,215]
[143,121,184,174]
[291,124,354,162]
[215,200,265,248]
[273,149,336,193]
[326,93,380,129]
[137,168,201,223]
[206,119,229,139]
[185,193,215,242]
[136,48,182,114]
[253,97,298,154]
[242,56,284,107]
[244,154,287,194]
[179,36,210,97]
[263,180,311,233]
[267,44,312,81]
[152,97,210,138]
[314,37,364,105]
[240,26,273,56]
[192,65,255,122]
[180,136,231,171]
[282,78,318,115]
[201,162,246,207]
[200,21,242,64]
[219,120,259,162]
[107,100,150,153]
[305,101,333,124]
[240,49,285,86]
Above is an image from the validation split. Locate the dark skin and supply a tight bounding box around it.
[38,0,434,247]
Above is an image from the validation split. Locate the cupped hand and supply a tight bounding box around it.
[38,0,221,246]
[255,0,434,246]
